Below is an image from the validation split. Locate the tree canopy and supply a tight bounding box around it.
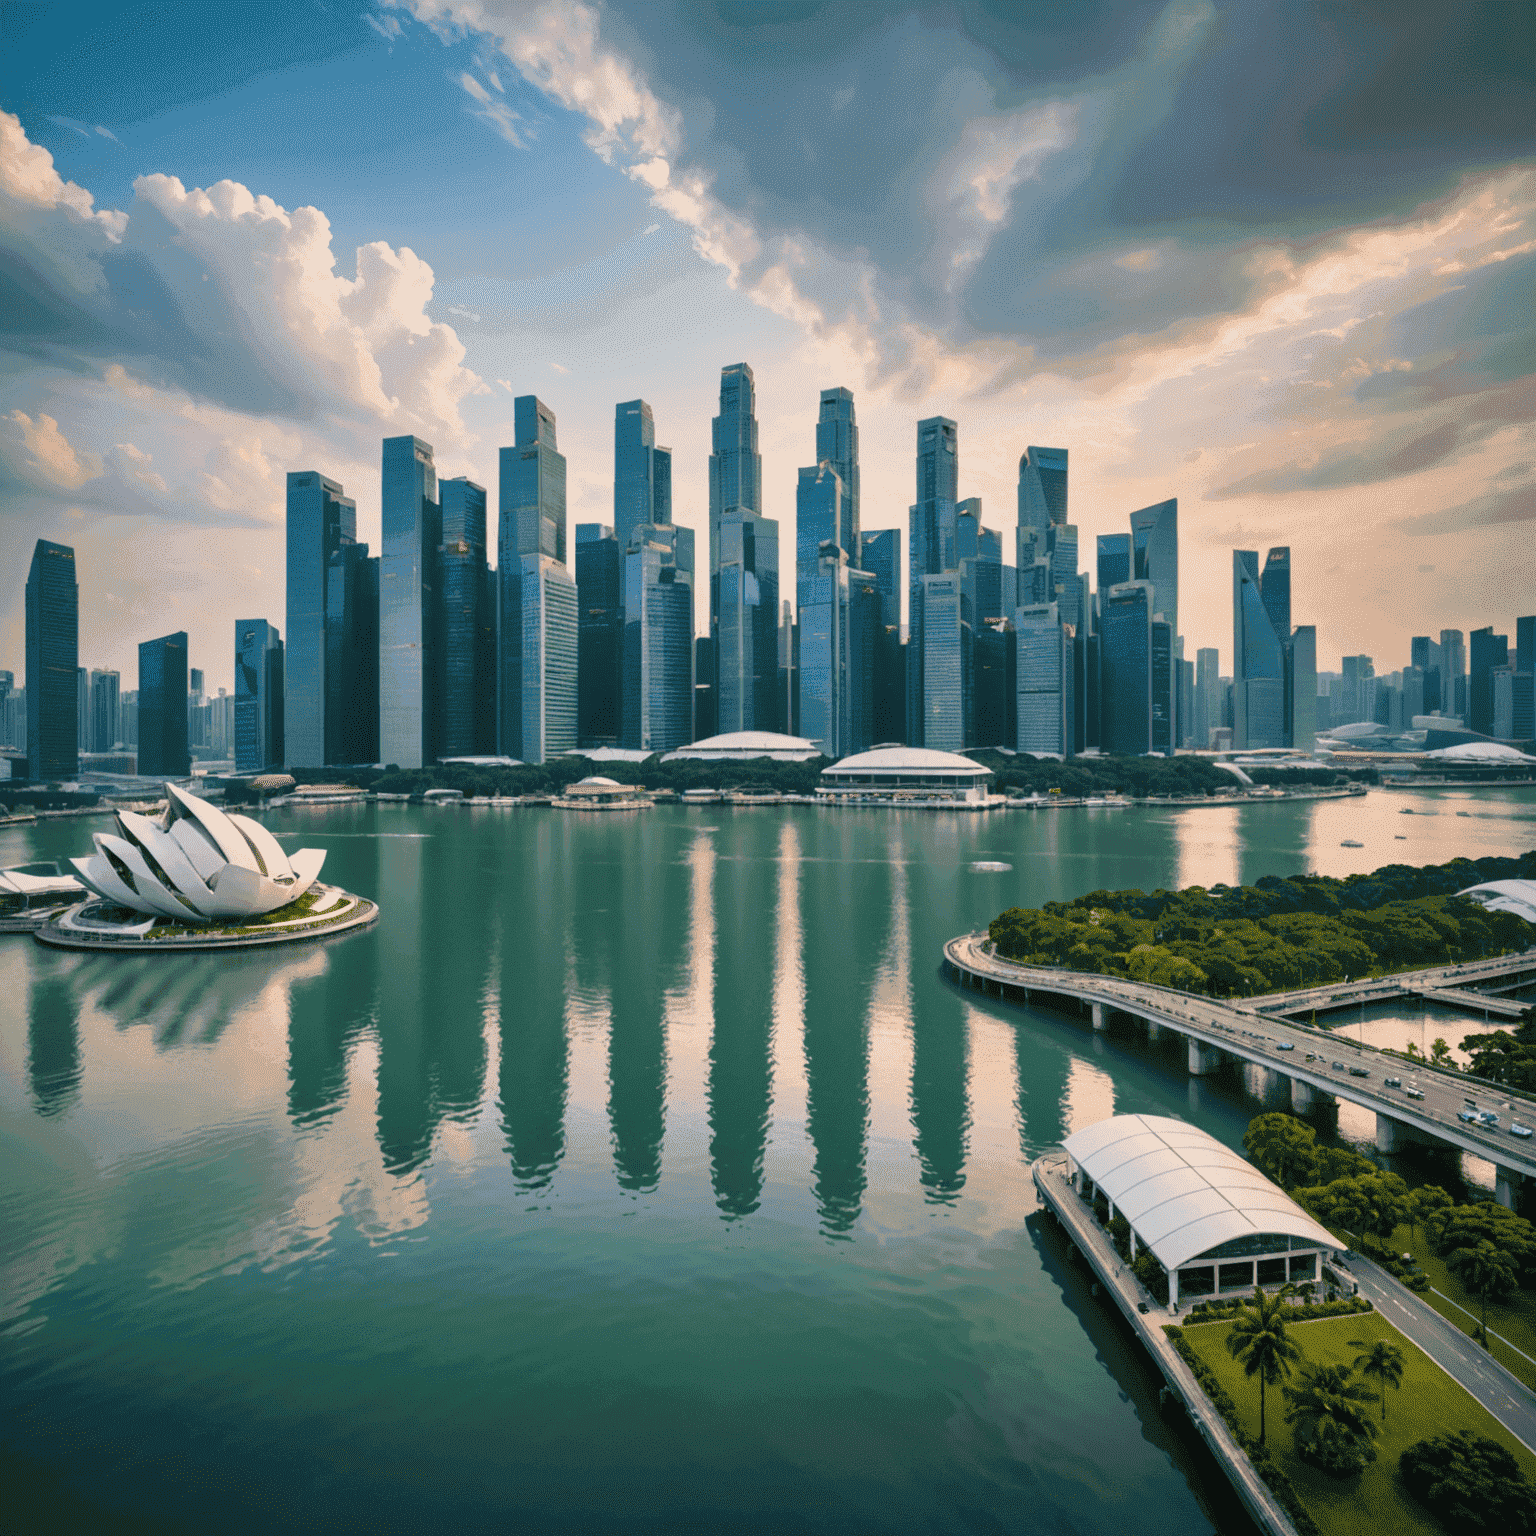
[1283,1361,1380,1475]
[1400,1430,1536,1532]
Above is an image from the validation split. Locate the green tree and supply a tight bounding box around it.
[1459,1029,1536,1090]
[1408,1184,1453,1247]
[1283,1361,1380,1475]
[1348,1336,1405,1420]
[1430,1201,1536,1284]
[1400,1430,1536,1532]
[1243,1113,1319,1191]
[1224,1285,1301,1445]
[1429,1037,1453,1066]
[1446,1240,1518,1345]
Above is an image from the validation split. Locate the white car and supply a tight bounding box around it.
[1510,1122,1533,1140]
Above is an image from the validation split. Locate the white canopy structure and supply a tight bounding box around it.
[1458,879,1536,925]
[1061,1115,1340,1306]
[661,731,821,763]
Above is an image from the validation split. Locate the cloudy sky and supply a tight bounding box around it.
[3,0,1532,695]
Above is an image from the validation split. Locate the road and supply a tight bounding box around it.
[1252,949,1536,1016]
[946,934,1536,1186]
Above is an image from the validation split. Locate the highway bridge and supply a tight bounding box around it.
[944,934,1536,1209]
[1251,950,1536,1021]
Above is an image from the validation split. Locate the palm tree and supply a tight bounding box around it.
[1447,1239,1518,1346]
[1348,1337,1405,1420]
[1284,1362,1381,1474]
[1224,1285,1301,1445]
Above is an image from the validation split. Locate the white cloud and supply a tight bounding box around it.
[549,361,568,373]
[458,71,525,146]
[641,222,659,236]
[365,12,404,43]
[94,125,119,143]
[4,409,103,490]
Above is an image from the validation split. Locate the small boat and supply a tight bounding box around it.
[1341,839,1364,848]
[0,861,83,931]
[1456,811,1471,817]
[1394,834,1406,839]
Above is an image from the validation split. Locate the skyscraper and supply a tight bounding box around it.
[1015,604,1072,757]
[973,618,1016,750]
[234,620,284,771]
[1018,446,1068,527]
[1130,499,1178,634]
[138,631,190,777]
[285,470,356,767]
[798,541,852,759]
[908,416,958,744]
[796,461,843,608]
[380,435,441,769]
[622,523,694,753]
[500,399,570,762]
[614,400,672,553]
[576,523,623,748]
[860,528,904,745]
[1260,547,1291,642]
[1151,620,1174,756]
[916,571,968,751]
[815,387,859,561]
[1290,625,1318,752]
[77,667,89,755]
[90,669,119,755]
[326,543,379,764]
[439,475,495,757]
[1439,629,1466,721]
[1100,581,1152,755]
[24,539,77,781]
[1233,550,1284,748]
[708,364,762,694]
[1047,522,1081,631]
[1516,616,1535,740]
[1096,533,1130,594]
[716,509,780,733]
[1194,647,1221,749]
[1469,627,1508,736]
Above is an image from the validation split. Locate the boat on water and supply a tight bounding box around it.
[1341,839,1364,847]
[0,861,84,931]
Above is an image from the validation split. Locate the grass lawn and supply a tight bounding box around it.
[1181,1312,1536,1536]
[1383,1222,1536,1392]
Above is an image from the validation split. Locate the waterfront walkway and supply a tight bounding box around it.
[945,935,1536,1205]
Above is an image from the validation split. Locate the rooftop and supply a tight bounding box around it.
[661,731,822,763]
[1458,879,1536,925]
[823,745,992,778]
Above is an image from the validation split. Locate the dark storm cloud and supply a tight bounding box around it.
[1397,480,1536,535]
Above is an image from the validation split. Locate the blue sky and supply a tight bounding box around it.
[2,0,1532,692]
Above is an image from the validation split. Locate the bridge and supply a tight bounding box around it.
[1251,950,1536,1021]
[944,934,1536,1209]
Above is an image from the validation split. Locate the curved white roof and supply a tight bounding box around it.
[576,776,622,786]
[1425,741,1530,761]
[1459,879,1536,924]
[1062,1114,1339,1274]
[662,731,821,762]
[823,745,992,778]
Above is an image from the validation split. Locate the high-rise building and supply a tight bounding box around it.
[1469,627,1508,736]
[1233,550,1284,748]
[1130,499,1178,634]
[860,528,904,745]
[796,461,843,608]
[439,476,496,757]
[1411,635,1443,714]
[1179,653,1194,750]
[326,544,379,764]
[77,666,89,754]
[1100,581,1152,755]
[1016,603,1072,756]
[622,523,694,753]
[90,669,119,755]
[285,471,356,767]
[908,416,958,744]
[380,435,442,769]
[708,365,762,703]
[1260,547,1290,642]
[24,539,78,781]
[614,399,672,554]
[1096,533,1130,594]
[138,631,190,778]
[234,620,284,771]
[576,524,623,749]
[973,618,1016,750]
[1289,624,1317,752]
[1516,616,1535,740]
[1340,655,1376,727]
[500,400,569,762]
[716,509,780,733]
[798,541,853,759]
[815,387,859,561]
[1151,620,1174,756]
[1018,446,1068,527]
[1194,647,1222,748]
[1047,522,1081,631]
[915,571,968,751]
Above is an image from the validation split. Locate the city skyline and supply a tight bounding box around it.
[2,4,1531,697]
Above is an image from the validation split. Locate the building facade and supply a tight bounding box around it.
[25,538,78,781]
[1016,603,1072,757]
[908,416,959,745]
[622,523,694,754]
[285,470,356,767]
[716,509,780,734]
[439,475,496,757]
[235,619,284,772]
[138,631,190,778]
[1233,549,1285,749]
[576,523,623,749]
[380,435,441,769]
[1100,581,1152,756]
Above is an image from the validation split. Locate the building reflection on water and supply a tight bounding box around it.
[27,963,81,1118]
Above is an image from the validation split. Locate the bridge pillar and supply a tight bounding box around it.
[1376,1114,1412,1154]
[1496,1166,1524,1211]
[1092,1002,1108,1032]
[1290,1078,1330,1114]
[1188,1040,1223,1076]
[1147,1019,1162,1041]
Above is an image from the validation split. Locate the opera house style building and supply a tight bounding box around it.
[39,783,377,951]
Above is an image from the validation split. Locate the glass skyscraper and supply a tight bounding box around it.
[577,524,623,749]
[285,470,355,767]
[1194,647,1221,749]
[796,542,850,759]
[1151,620,1174,756]
[1469,627,1508,736]
[815,387,859,561]
[1290,625,1317,751]
[796,462,843,610]
[622,523,694,753]
[1100,582,1152,756]
[234,619,284,772]
[380,435,441,769]
[908,416,958,745]
[1018,446,1068,527]
[1261,547,1291,642]
[439,476,495,757]
[614,400,671,554]
[860,528,904,745]
[326,544,379,764]
[504,398,566,564]
[708,364,762,685]
[916,572,968,751]
[1096,533,1130,594]
[1130,498,1178,634]
[90,669,119,755]
[1016,603,1072,757]
[1233,550,1284,748]
[138,631,190,777]
[24,538,78,781]
[716,509,780,734]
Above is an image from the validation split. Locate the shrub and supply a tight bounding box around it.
[1400,1430,1536,1532]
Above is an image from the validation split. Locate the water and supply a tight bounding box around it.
[2,785,1532,1532]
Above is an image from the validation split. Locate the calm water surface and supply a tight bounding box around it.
[2,784,1533,1533]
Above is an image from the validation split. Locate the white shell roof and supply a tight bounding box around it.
[1459,879,1536,925]
[662,731,821,761]
[1427,741,1530,761]
[824,745,991,777]
[1061,1114,1339,1274]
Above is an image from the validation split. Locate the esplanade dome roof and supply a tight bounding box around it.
[576,776,622,786]
[824,745,991,778]
[661,732,822,763]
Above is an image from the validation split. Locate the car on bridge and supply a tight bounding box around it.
[1458,1108,1480,1123]
[1512,1121,1533,1139]
[1406,1086,1425,1100]
[1277,1041,1294,1051]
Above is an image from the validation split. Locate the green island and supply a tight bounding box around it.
[988,852,1536,996]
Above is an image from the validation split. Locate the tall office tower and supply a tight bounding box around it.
[1260,547,1290,642]
[1018,557,1055,607]
[1492,667,1516,739]
[119,690,136,750]
[860,528,904,745]
[1438,630,1466,719]
[137,631,190,777]
[77,667,90,754]
[798,542,852,759]
[25,539,78,781]
[778,599,798,736]
[961,530,1005,627]
[915,571,969,751]
[1151,621,1174,756]
[622,523,694,753]
[439,475,496,757]
[614,400,672,554]
[326,543,380,763]
[1403,665,1426,721]
[1179,654,1194,749]
[1194,647,1221,747]
[796,461,844,608]
[500,400,568,760]
[285,471,356,767]
[708,364,762,687]
[715,509,779,734]
[1469,627,1508,736]
[1410,635,1443,714]
[1045,523,1081,631]
[502,555,578,763]
[576,524,623,748]
[848,569,878,754]
[380,435,441,769]
[1516,616,1535,739]
[1340,655,1376,726]
[1097,533,1130,594]
[956,499,981,561]
[1018,446,1068,527]
[1130,499,1178,634]
[815,386,859,560]
[1099,581,1153,755]
[1232,550,1284,748]
[234,620,284,771]
[1016,603,1073,756]
[972,618,1015,749]
[90,670,119,754]
[907,416,958,744]
[694,637,716,740]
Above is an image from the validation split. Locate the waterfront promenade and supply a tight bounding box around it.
[946,934,1536,1204]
